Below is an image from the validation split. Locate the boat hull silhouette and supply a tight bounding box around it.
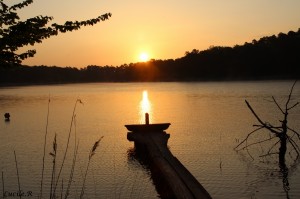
[125,123,170,132]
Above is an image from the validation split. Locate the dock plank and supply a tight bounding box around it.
[127,131,212,199]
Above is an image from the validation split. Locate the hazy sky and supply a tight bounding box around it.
[12,0,300,68]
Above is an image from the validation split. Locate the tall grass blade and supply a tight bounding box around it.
[14,151,21,199]
[50,134,57,199]
[53,99,83,196]
[60,179,64,199]
[40,96,50,199]
[64,115,79,199]
[2,171,4,199]
[64,141,79,199]
[80,137,103,199]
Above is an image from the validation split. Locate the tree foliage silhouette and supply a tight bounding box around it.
[0,0,111,65]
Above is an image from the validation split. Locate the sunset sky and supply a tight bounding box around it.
[12,0,300,68]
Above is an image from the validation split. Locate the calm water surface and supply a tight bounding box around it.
[0,81,300,198]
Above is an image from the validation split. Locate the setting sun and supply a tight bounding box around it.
[139,52,149,62]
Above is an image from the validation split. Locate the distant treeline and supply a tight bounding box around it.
[1,28,300,84]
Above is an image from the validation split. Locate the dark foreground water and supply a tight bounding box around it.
[1,81,300,198]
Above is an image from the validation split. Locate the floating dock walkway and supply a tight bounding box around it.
[125,114,212,199]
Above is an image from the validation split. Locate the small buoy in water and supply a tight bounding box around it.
[4,113,10,121]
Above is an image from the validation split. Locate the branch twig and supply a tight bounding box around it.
[267,139,281,154]
[236,136,277,151]
[245,100,280,134]
[287,136,300,156]
[272,96,284,114]
[285,80,297,111]
[288,127,300,140]
[259,152,279,158]
[288,102,299,111]
[234,127,264,150]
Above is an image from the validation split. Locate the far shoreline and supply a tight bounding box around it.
[0,78,296,88]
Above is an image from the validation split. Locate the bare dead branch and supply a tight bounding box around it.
[245,100,265,125]
[272,96,284,114]
[239,81,299,163]
[253,124,283,130]
[236,136,277,151]
[287,137,300,157]
[245,100,281,134]
[287,136,300,153]
[246,138,254,160]
[288,102,299,111]
[234,127,264,150]
[267,139,281,154]
[285,80,297,111]
[259,152,279,158]
[288,127,300,140]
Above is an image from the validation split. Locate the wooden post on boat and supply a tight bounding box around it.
[145,112,149,125]
[125,113,212,199]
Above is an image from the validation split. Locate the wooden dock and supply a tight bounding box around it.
[125,119,212,199]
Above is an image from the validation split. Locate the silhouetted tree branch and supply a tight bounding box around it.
[245,100,281,134]
[0,0,111,65]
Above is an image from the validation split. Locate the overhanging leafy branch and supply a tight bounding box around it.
[0,0,112,65]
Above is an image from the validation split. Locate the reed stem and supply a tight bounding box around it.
[40,97,51,199]
[14,151,21,199]
[53,99,83,196]
[2,171,4,199]
[80,137,103,199]
[50,134,57,199]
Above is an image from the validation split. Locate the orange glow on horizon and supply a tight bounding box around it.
[16,1,300,68]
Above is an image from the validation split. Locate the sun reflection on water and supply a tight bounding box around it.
[139,90,152,124]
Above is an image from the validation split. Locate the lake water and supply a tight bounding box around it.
[1,81,300,199]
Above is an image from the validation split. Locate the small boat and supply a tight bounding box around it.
[126,113,170,132]
[125,123,171,132]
